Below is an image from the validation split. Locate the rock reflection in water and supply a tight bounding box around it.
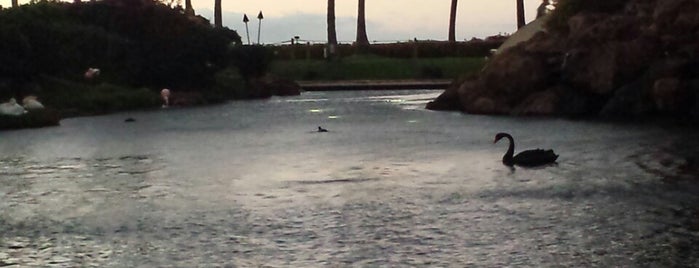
[0,90,698,267]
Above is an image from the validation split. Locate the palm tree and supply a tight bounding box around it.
[448,0,458,43]
[214,0,222,28]
[185,0,194,16]
[327,0,338,58]
[516,0,525,29]
[11,0,18,8]
[355,0,370,51]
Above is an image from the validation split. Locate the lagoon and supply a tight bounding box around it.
[1,90,698,266]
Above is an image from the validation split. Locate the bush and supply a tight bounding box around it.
[230,45,273,81]
[213,68,247,100]
[270,37,506,61]
[38,77,159,115]
[0,109,61,130]
[0,0,241,92]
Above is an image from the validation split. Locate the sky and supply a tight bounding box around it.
[1,0,547,44]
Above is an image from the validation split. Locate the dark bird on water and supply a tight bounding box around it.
[317,126,328,132]
[493,132,558,167]
[124,118,136,123]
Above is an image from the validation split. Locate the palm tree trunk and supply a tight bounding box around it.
[214,0,222,28]
[327,0,338,58]
[11,0,18,8]
[185,0,195,16]
[516,0,525,29]
[355,0,370,52]
[448,0,458,43]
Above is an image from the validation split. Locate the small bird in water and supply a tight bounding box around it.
[493,132,558,167]
[124,118,136,123]
[317,126,328,132]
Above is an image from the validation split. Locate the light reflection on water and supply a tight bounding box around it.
[0,90,698,267]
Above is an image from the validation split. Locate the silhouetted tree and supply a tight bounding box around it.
[355,0,370,52]
[448,0,458,43]
[184,0,194,16]
[214,0,222,28]
[11,0,18,8]
[517,0,525,29]
[327,0,337,58]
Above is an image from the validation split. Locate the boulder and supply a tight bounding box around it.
[599,78,652,118]
[689,79,699,120]
[652,78,688,113]
[425,80,462,111]
[480,46,550,106]
[512,90,559,116]
[565,38,657,95]
[467,97,498,115]
[427,0,699,121]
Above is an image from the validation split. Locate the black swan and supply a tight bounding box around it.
[493,132,558,167]
[317,126,328,132]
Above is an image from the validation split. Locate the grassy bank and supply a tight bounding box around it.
[270,56,486,81]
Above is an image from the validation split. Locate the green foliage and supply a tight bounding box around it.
[270,56,486,81]
[230,45,273,81]
[0,0,241,95]
[212,68,247,100]
[38,77,160,115]
[0,109,61,130]
[547,0,631,33]
[271,37,505,61]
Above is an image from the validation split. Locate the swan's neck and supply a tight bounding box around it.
[502,135,515,166]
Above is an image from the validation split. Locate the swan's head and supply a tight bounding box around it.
[493,132,510,144]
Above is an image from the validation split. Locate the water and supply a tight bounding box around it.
[1,90,698,267]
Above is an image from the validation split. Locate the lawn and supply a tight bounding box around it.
[270,55,487,81]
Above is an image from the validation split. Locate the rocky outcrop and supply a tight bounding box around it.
[427,0,699,121]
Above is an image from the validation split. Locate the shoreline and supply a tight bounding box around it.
[298,79,452,91]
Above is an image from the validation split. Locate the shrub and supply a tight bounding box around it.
[270,38,505,60]
[230,45,273,81]
[0,0,241,92]
[0,109,61,130]
[213,68,247,100]
[38,77,159,115]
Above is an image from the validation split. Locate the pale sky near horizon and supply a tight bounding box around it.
[1,0,546,44]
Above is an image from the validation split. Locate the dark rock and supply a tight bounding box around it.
[648,58,690,80]
[689,80,699,120]
[652,77,689,113]
[565,38,657,95]
[428,0,699,121]
[480,46,550,105]
[425,81,462,111]
[599,78,652,118]
[512,90,559,116]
